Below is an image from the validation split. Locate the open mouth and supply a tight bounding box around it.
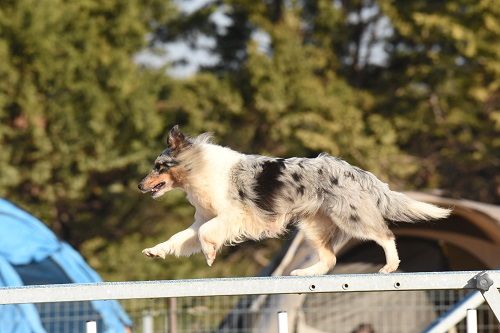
[150,182,166,195]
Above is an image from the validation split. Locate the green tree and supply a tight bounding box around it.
[161,0,499,202]
[0,0,278,280]
[373,0,500,202]
[161,1,410,181]
[0,0,175,246]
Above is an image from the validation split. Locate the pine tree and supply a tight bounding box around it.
[374,0,500,201]
[161,0,408,181]
[162,0,499,202]
[0,0,176,245]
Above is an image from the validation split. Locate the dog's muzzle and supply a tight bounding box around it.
[138,181,167,198]
[138,182,147,193]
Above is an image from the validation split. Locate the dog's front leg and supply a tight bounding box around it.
[197,216,232,267]
[142,220,203,259]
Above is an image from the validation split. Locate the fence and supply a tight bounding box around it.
[0,270,499,333]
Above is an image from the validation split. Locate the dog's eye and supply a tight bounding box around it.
[154,161,177,172]
[154,163,167,172]
[164,161,178,168]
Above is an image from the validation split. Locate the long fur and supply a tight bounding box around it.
[139,127,452,275]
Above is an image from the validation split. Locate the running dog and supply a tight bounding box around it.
[139,125,451,275]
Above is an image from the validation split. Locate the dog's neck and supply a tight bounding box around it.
[179,143,242,217]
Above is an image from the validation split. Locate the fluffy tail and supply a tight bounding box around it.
[381,191,452,222]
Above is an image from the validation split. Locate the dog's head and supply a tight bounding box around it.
[138,125,191,199]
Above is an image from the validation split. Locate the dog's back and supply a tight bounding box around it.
[230,153,449,225]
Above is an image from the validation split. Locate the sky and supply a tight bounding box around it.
[135,0,391,78]
[135,0,222,78]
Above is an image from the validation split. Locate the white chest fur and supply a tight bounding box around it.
[183,144,242,218]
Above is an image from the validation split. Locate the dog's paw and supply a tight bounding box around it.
[290,262,330,276]
[290,268,320,276]
[202,244,217,267]
[379,262,399,274]
[206,256,215,267]
[204,249,217,267]
[142,247,167,259]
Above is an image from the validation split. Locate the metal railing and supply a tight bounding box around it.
[1,270,499,333]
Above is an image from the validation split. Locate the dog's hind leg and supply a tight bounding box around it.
[371,230,400,274]
[343,215,400,273]
[337,220,400,274]
[328,196,400,274]
[290,215,339,276]
[142,220,202,259]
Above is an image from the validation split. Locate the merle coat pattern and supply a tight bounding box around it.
[139,126,451,275]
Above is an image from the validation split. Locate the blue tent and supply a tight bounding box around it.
[0,199,132,333]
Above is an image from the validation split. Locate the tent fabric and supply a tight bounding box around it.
[52,243,132,330]
[0,256,46,333]
[0,198,132,332]
[0,200,60,265]
[14,257,104,333]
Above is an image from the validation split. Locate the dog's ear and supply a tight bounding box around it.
[167,125,189,151]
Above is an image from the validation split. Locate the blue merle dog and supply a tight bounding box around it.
[139,126,451,275]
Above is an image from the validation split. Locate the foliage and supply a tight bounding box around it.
[0,0,279,280]
[163,0,498,201]
[375,0,500,200]
[163,1,410,181]
[0,0,174,250]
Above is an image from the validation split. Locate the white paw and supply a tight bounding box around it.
[142,246,168,259]
[379,262,399,274]
[291,263,330,276]
[204,250,216,266]
[291,269,318,276]
[290,268,321,276]
[206,257,214,266]
[201,241,217,267]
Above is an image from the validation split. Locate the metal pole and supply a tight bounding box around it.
[86,321,97,333]
[466,309,477,333]
[143,312,154,333]
[168,298,178,333]
[481,286,500,320]
[278,311,288,333]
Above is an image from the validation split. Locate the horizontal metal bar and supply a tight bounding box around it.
[0,270,498,305]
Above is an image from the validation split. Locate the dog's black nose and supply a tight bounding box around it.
[138,183,143,191]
